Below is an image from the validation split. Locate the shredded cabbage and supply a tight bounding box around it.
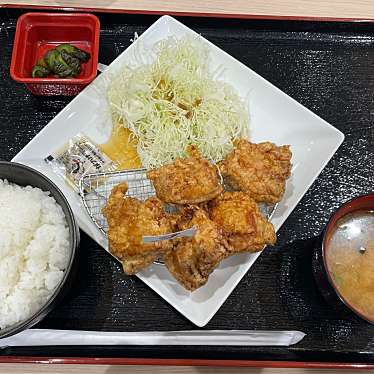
[107,36,249,169]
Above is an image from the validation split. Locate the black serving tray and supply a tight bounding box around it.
[1,8,374,364]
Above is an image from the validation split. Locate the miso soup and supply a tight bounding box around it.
[326,210,374,320]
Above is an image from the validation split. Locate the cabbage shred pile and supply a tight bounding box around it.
[107,36,249,169]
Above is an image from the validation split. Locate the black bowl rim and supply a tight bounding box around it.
[322,192,374,325]
[0,161,80,339]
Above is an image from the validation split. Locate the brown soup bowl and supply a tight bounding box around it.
[312,194,374,324]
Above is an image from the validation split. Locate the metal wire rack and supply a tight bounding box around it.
[79,168,155,238]
[79,168,276,241]
[79,167,276,275]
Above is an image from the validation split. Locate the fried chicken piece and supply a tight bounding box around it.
[164,206,227,291]
[147,146,223,205]
[102,182,173,274]
[209,191,276,253]
[219,139,292,204]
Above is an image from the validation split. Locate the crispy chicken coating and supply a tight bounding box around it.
[147,146,223,205]
[219,139,292,204]
[164,206,227,291]
[209,191,276,253]
[102,183,173,274]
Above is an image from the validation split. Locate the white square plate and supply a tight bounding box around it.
[13,16,344,327]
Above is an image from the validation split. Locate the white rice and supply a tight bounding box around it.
[0,179,70,329]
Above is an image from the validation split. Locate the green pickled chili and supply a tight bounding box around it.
[31,65,50,78]
[31,43,90,79]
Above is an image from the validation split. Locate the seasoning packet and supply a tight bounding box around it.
[45,134,117,192]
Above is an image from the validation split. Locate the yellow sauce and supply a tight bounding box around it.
[99,121,141,170]
[326,210,374,320]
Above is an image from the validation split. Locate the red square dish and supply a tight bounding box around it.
[10,12,100,95]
